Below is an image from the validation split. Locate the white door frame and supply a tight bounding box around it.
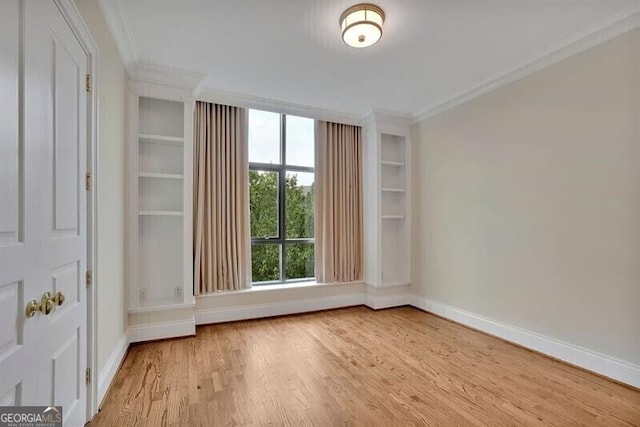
[54,0,100,420]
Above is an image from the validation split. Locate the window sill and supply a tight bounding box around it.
[196,280,364,298]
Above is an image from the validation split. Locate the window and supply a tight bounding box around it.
[248,110,315,284]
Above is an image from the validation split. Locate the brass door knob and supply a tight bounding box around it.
[53,291,65,306]
[26,299,40,318]
[26,292,64,317]
[40,292,54,315]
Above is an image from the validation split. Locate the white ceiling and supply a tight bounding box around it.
[107,0,640,118]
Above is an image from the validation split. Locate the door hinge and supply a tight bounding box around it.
[86,270,92,286]
[85,367,91,384]
[85,173,91,191]
[86,74,92,93]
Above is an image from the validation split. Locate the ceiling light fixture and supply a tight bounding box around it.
[340,3,385,48]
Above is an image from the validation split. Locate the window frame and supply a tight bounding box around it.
[249,113,315,285]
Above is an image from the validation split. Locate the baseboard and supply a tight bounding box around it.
[128,318,196,343]
[410,295,640,388]
[364,293,411,310]
[97,334,129,407]
[195,293,364,325]
[364,281,411,289]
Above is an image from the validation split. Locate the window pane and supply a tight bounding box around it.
[286,171,314,239]
[249,170,279,238]
[285,115,314,167]
[285,243,314,280]
[251,244,280,283]
[249,109,280,164]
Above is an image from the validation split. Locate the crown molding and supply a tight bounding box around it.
[411,6,640,125]
[199,88,362,126]
[98,0,136,68]
[128,62,206,93]
[362,109,412,134]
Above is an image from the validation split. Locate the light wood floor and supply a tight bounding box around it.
[90,306,640,426]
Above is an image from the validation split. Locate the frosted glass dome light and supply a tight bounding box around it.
[340,4,385,48]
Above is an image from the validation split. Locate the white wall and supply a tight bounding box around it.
[412,29,640,365]
[75,0,127,375]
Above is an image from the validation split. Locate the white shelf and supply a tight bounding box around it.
[382,215,405,220]
[139,210,183,216]
[139,172,184,180]
[139,133,184,145]
[363,121,411,289]
[381,160,406,167]
[129,94,192,333]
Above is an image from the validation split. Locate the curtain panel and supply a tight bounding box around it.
[315,121,364,283]
[193,101,251,294]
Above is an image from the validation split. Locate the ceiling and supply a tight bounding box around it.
[105,0,640,118]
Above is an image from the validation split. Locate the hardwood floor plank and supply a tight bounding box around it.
[90,307,640,426]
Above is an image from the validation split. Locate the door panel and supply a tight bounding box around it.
[0,279,24,407]
[51,329,81,412]
[0,281,22,359]
[0,0,21,246]
[53,35,80,234]
[25,2,88,425]
[51,262,80,314]
[0,383,21,406]
[0,0,37,409]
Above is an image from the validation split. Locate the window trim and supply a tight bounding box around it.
[249,113,315,285]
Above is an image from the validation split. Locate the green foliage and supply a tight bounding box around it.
[249,170,315,282]
[249,171,278,238]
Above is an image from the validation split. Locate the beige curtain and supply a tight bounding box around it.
[193,101,251,294]
[315,121,363,283]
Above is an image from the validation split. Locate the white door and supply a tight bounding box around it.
[0,0,40,409]
[0,1,89,425]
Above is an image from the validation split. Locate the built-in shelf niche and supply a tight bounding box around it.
[135,96,185,306]
[381,163,405,190]
[138,171,183,212]
[381,220,407,283]
[381,191,405,217]
[363,116,411,288]
[381,134,405,163]
[139,142,183,175]
[139,98,184,138]
[380,133,408,285]
[138,215,184,302]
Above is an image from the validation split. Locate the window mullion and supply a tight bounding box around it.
[249,162,281,172]
[279,114,286,282]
